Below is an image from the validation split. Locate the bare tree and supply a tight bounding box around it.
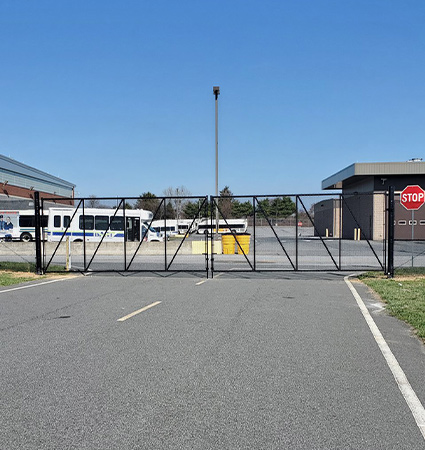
[87,195,100,208]
[163,186,191,220]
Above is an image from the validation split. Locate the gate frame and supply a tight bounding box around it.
[37,195,209,276]
[34,192,394,277]
[209,192,390,277]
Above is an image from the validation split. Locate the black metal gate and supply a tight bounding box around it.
[209,193,388,275]
[34,192,391,276]
[39,195,210,276]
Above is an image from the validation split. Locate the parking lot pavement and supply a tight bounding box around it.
[0,273,424,449]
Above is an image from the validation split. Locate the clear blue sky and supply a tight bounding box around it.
[1,0,425,198]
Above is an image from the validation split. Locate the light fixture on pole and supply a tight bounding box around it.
[213,86,220,235]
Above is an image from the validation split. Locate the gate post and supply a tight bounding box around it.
[210,195,214,278]
[34,191,43,275]
[387,186,395,278]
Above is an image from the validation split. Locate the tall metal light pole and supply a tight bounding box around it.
[213,86,220,235]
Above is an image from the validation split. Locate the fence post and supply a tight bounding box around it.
[34,191,43,275]
[387,186,395,278]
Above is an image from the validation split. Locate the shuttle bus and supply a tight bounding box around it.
[177,219,198,235]
[0,209,49,242]
[196,218,248,234]
[46,207,163,243]
[151,219,197,237]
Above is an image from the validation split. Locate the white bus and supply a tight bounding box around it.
[151,219,197,237]
[177,219,198,235]
[46,207,163,243]
[196,218,248,234]
[0,209,49,242]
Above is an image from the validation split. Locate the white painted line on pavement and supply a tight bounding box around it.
[0,277,76,295]
[196,280,207,285]
[117,301,161,322]
[345,275,425,441]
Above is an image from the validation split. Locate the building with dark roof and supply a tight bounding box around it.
[322,161,425,192]
[318,160,425,240]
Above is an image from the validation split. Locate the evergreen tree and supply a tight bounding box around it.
[270,197,296,218]
[255,198,271,218]
[183,199,210,219]
[232,200,253,218]
[218,186,234,218]
[135,192,160,216]
[255,197,295,219]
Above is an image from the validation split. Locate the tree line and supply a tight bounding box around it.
[88,186,297,220]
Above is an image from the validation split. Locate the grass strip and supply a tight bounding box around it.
[0,273,38,286]
[0,261,38,273]
[359,269,425,342]
[0,261,66,272]
[0,261,67,287]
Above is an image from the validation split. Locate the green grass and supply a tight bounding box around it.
[0,261,66,272]
[359,268,425,341]
[0,261,67,287]
[0,261,38,273]
[0,272,38,286]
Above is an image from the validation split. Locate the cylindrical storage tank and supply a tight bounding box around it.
[236,233,251,255]
[222,233,236,254]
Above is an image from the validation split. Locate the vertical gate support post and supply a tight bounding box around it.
[34,191,43,275]
[387,186,395,278]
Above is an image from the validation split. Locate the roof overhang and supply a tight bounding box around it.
[322,162,425,190]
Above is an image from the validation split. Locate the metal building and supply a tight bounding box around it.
[0,154,75,208]
[319,161,425,240]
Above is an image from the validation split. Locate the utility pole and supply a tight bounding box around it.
[213,86,220,235]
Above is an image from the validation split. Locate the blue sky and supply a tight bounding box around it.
[1,0,425,198]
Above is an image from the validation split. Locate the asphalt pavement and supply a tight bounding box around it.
[1,272,425,449]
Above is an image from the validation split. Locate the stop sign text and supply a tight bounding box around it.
[400,185,425,210]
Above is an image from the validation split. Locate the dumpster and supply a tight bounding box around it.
[236,233,251,255]
[222,233,236,254]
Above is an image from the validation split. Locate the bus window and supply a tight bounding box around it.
[110,216,124,231]
[19,215,48,228]
[79,215,94,230]
[64,216,71,228]
[19,215,35,227]
[54,215,61,228]
[95,215,109,230]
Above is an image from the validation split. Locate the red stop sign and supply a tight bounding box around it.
[400,185,425,210]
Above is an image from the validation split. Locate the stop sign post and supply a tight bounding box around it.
[400,185,425,210]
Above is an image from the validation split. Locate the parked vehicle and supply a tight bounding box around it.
[0,209,48,242]
[196,218,248,234]
[46,207,163,242]
[151,219,197,237]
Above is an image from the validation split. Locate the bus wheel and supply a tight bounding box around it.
[20,233,32,242]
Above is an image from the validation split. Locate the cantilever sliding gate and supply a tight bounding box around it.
[209,193,388,275]
[36,192,391,276]
[40,195,210,275]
